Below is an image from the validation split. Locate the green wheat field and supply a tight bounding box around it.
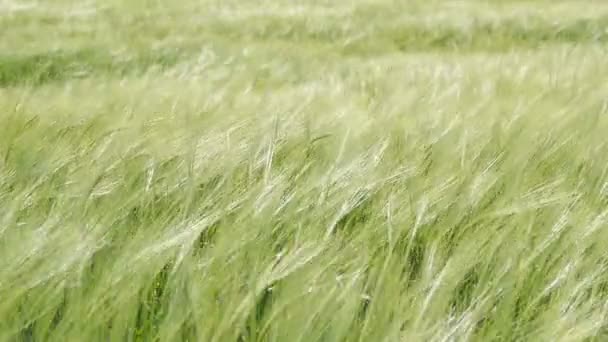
[3,0,608,341]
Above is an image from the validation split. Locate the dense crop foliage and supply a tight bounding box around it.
[2,1,608,341]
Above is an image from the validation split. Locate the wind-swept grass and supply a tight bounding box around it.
[2,0,608,341]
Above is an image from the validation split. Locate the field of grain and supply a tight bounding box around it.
[3,1,608,341]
